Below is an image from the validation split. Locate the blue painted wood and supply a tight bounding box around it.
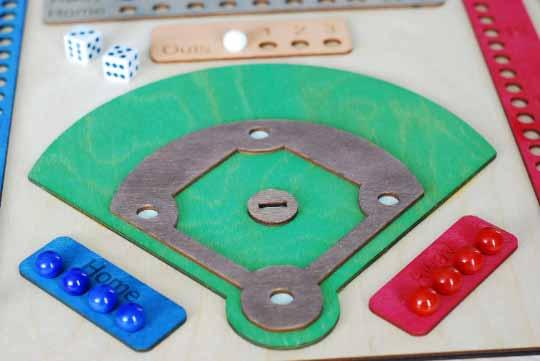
[0,0,27,202]
[19,236,187,351]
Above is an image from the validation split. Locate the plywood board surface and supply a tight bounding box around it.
[1,0,540,360]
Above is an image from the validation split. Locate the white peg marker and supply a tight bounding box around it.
[222,29,248,53]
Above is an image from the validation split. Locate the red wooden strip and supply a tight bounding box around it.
[369,216,518,336]
[463,0,540,203]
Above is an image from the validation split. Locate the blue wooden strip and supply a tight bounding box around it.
[0,0,27,202]
[19,236,187,351]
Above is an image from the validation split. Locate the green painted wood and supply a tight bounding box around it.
[176,150,364,271]
[29,64,495,349]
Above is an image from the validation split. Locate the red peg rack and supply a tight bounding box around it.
[369,216,518,336]
[463,0,540,204]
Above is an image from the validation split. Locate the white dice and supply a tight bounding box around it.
[64,26,103,65]
[102,45,140,82]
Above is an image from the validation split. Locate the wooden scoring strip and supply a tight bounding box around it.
[150,18,352,63]
[0,0,27,203]
[43,0,446,24]
[464,0,540,204]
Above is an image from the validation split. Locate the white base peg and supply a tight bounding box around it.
[222,30,248,53]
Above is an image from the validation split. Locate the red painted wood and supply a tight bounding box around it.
[463,0,540,203]
[369,216,518,336]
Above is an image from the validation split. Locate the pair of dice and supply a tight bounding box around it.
[64,26,140,83]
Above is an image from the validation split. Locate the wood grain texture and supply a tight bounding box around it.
[247,188,299,225]
[2,0,540,359]
[179,150,364,271]
[108,118,424,333]
[150,18,352,62]
[43,0,446,23]
[29,64,493,348]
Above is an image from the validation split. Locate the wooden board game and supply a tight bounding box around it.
[2,0,540,360]
[27,64,494,349]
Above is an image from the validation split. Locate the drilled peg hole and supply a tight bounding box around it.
[323,38,342,48]
[1,13,15,21]
[153,3,170,12]
[474,3,489,12]
[506,83,522,93]
[253,0,269,6]
[378,194,399,206]
[511,98,528,108]
[220,0,237,8]
[119,5,137,14]
[484,29,499,38]
[494,55,510,64]
[249,129,269,139]
[524,130,540,140]
[517,113,534,124]
[479,16,493,25]
[137,206,159,219]
[187,2,205,9]
[291,40,309,49]
[530,146,540,156]
[3,1,16,10]
[0,25,12,34]
[259,41,277,50]
[489,41,504,51]
[270,291,294,305]
[500,69,516,79]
